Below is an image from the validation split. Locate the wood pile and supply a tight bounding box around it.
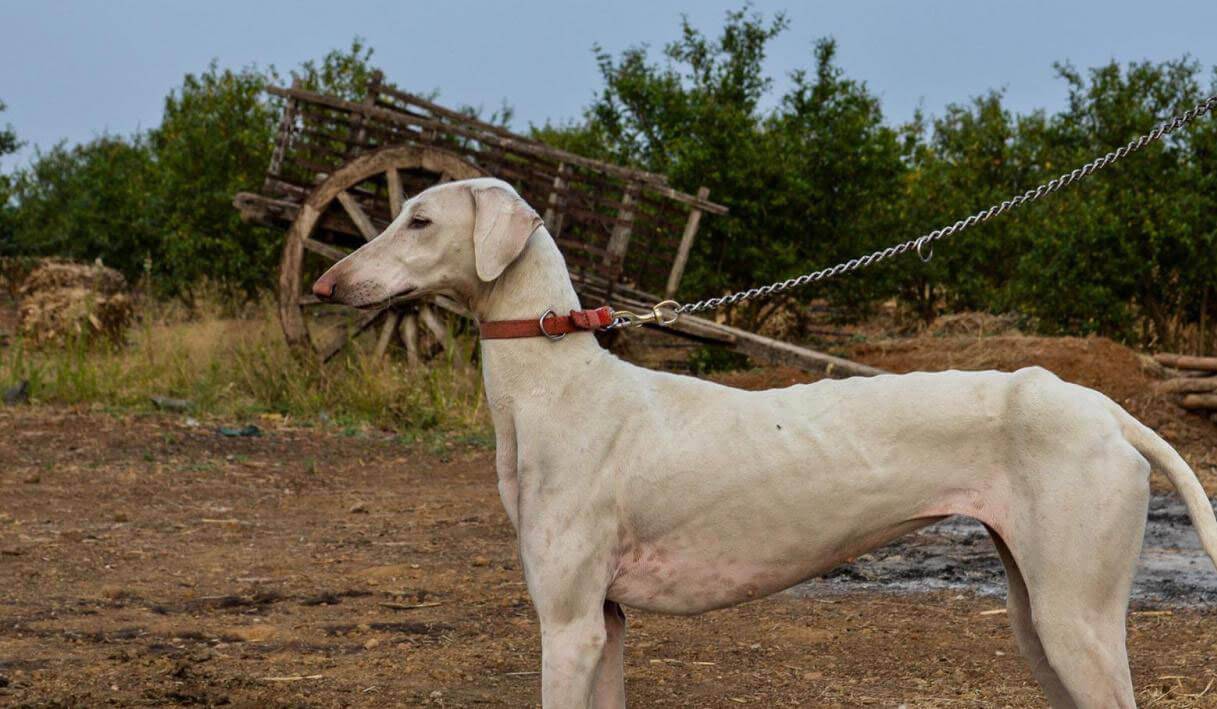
[17,260,134,346]
[1154,352,1217,420]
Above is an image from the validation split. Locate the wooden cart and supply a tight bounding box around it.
[234,71,879,378]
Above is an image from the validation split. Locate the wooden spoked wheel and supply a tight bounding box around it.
[277,145,486,363]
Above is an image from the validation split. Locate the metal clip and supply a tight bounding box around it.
[611,299,680,329]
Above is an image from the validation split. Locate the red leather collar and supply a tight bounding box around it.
[479,307,614,340]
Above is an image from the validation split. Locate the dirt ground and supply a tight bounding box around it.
[2,407,1215,708]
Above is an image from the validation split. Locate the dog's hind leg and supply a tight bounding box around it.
[591,601,626,708]
[1002,457,1148,709]
[988,526,1076,708]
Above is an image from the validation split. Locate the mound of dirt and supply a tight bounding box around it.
[17,260,134,345]
[853,335,1153,402]
[925,311,1022,337]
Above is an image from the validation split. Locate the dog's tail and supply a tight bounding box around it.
[1116,406,1217,571]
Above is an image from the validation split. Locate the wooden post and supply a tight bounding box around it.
[665,186,710,299]
[264,79,300,193]
[399,313,421,367]
[373,311,402,359]
[543,162,569,237]
[386,168,405,218]
[605,182,639,267]
[348,71,382,155]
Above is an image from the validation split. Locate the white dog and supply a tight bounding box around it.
[313,177,1217,708]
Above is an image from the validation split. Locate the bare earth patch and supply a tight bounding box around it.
[1,407,1215,707]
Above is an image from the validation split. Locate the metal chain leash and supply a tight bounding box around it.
[609,94,1217,329]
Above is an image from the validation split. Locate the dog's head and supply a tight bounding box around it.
[311,178,542,309]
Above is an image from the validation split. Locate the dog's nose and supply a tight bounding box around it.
[312,274,337,300]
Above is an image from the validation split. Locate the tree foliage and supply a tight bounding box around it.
[547,10,905,328]
[0,100,18,158]
[0,41,378,303]
[2,137,157,274]
[1,19,1215,348]
[891,59,1217,344]
[541,9,1217,347]
[0,100,21,250]
[150,62,277,299]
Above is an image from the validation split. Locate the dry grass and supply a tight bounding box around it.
[0,303,488,438]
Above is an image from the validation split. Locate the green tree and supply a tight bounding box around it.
[149,61,277,300]
[1011,58,1214,344]
[1,40,379,303]
[550,9,906,328]
[3,136,158,272]
[889,93,1046,320]
[294,38,377,100]
[148,40,380,301]
[759,40,905,316]
[0,100,17,158]
[889,58,1216,345]
[0,99,22,251]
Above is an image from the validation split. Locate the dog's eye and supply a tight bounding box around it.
[408,216,432,230]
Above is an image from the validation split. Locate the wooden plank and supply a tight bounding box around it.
[571,276,882,378]
[543,162,568,236]
[1180,393,1217,410]
[265,85,726,213]
[373,83,672,186]
[379,85,552,149]
[570,271,663,307]
[349,71,381,154]
[336,191,379,240]
[265,90,299,193]
[666,186,710,298]
[234,192,298,227]
[399,313,421,367]
[374,311,402,359]
[1154,353,1217,372]
[386,168,405,218]
[1157,378,1217,394]
[237,191,382,244]
[644,182,728,216]
[604,183,638,267]
[302,237,349,262]
[319,309,382,362]
[297,125,378,153]
[677,314,884,378]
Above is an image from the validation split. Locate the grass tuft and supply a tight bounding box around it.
[0,304,488,438]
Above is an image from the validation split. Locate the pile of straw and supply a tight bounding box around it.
[17,260,134,345]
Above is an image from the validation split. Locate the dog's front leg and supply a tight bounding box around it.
[591,601,626,708]
[522,511,617,708]
[537,603,609,708]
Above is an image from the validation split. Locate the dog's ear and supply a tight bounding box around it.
[471,182,542,282]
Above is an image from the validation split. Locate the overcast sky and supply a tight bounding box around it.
[2,0,1215,169]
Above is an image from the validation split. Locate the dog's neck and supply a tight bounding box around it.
[470,228,609,408]
[471,227,585,327]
